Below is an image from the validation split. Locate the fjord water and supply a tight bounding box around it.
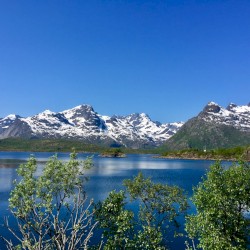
[0,152,229,249]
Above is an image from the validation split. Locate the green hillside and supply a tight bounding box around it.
[161,117,250,151]
[0,138,107,152]
[0,138,155,154]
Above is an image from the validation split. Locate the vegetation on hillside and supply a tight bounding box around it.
[161,117,250,151]
[0,138,155,154]
[0,138,107,152]
[161,146,250,161]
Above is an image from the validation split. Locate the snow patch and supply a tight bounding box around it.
[0,104,185,146]
[202,103,250,131]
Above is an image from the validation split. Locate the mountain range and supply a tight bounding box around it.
[0,102,249,149]
[0,105,183,148]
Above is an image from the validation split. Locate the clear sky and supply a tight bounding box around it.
[0,0,249,123]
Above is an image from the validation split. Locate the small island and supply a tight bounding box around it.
[99,148,126,158]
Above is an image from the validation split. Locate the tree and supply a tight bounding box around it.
[185,161,250,250]
[3,153,97,250]
[93,190,135,249]
[100,148,125,158]
[94,172,188,249]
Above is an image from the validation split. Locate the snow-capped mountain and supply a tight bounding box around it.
[0,105,183,148]
[0,114,20,131]
[163,101,250,150]
[200,102,250,132]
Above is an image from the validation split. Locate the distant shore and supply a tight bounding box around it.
[154,154,250,162]
[153,155,236,161]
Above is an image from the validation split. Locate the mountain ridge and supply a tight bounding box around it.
[0,104,183,148]
[162,101,250,150]
[1,101,249,149]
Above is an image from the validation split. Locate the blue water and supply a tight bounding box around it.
[0,152,231,249]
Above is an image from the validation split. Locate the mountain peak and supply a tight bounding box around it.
[126,113,152,124]
[4,114,20,120]
[207,101,219,106]
[75,104,94,110]
[226,103,237,111]
[62,104,95,116]
[129,112,149,118]
[0,103,183,147]
[164,101,250,151]
[203,102,221,113]
[140,112,149,118]
[199,101,250,133]
[34,110,56,119]
[41,110,54,115]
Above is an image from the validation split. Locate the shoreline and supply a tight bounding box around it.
[153,155,248,162]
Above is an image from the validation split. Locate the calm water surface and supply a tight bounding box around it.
[0,152,231,249]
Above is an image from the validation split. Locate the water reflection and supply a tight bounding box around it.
[0,152,229,250]
[0,153,217,200]
[0,153,232,201]
[0,165,17,192]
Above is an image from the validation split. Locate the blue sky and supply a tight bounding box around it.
[0,0,249,123]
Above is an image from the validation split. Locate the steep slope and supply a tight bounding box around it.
[163,102,250,150]
[100,113,182,148]
[0,114,33,138]
[200,102,250,131]
[0,114,20,134]
[0,105,183,148]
